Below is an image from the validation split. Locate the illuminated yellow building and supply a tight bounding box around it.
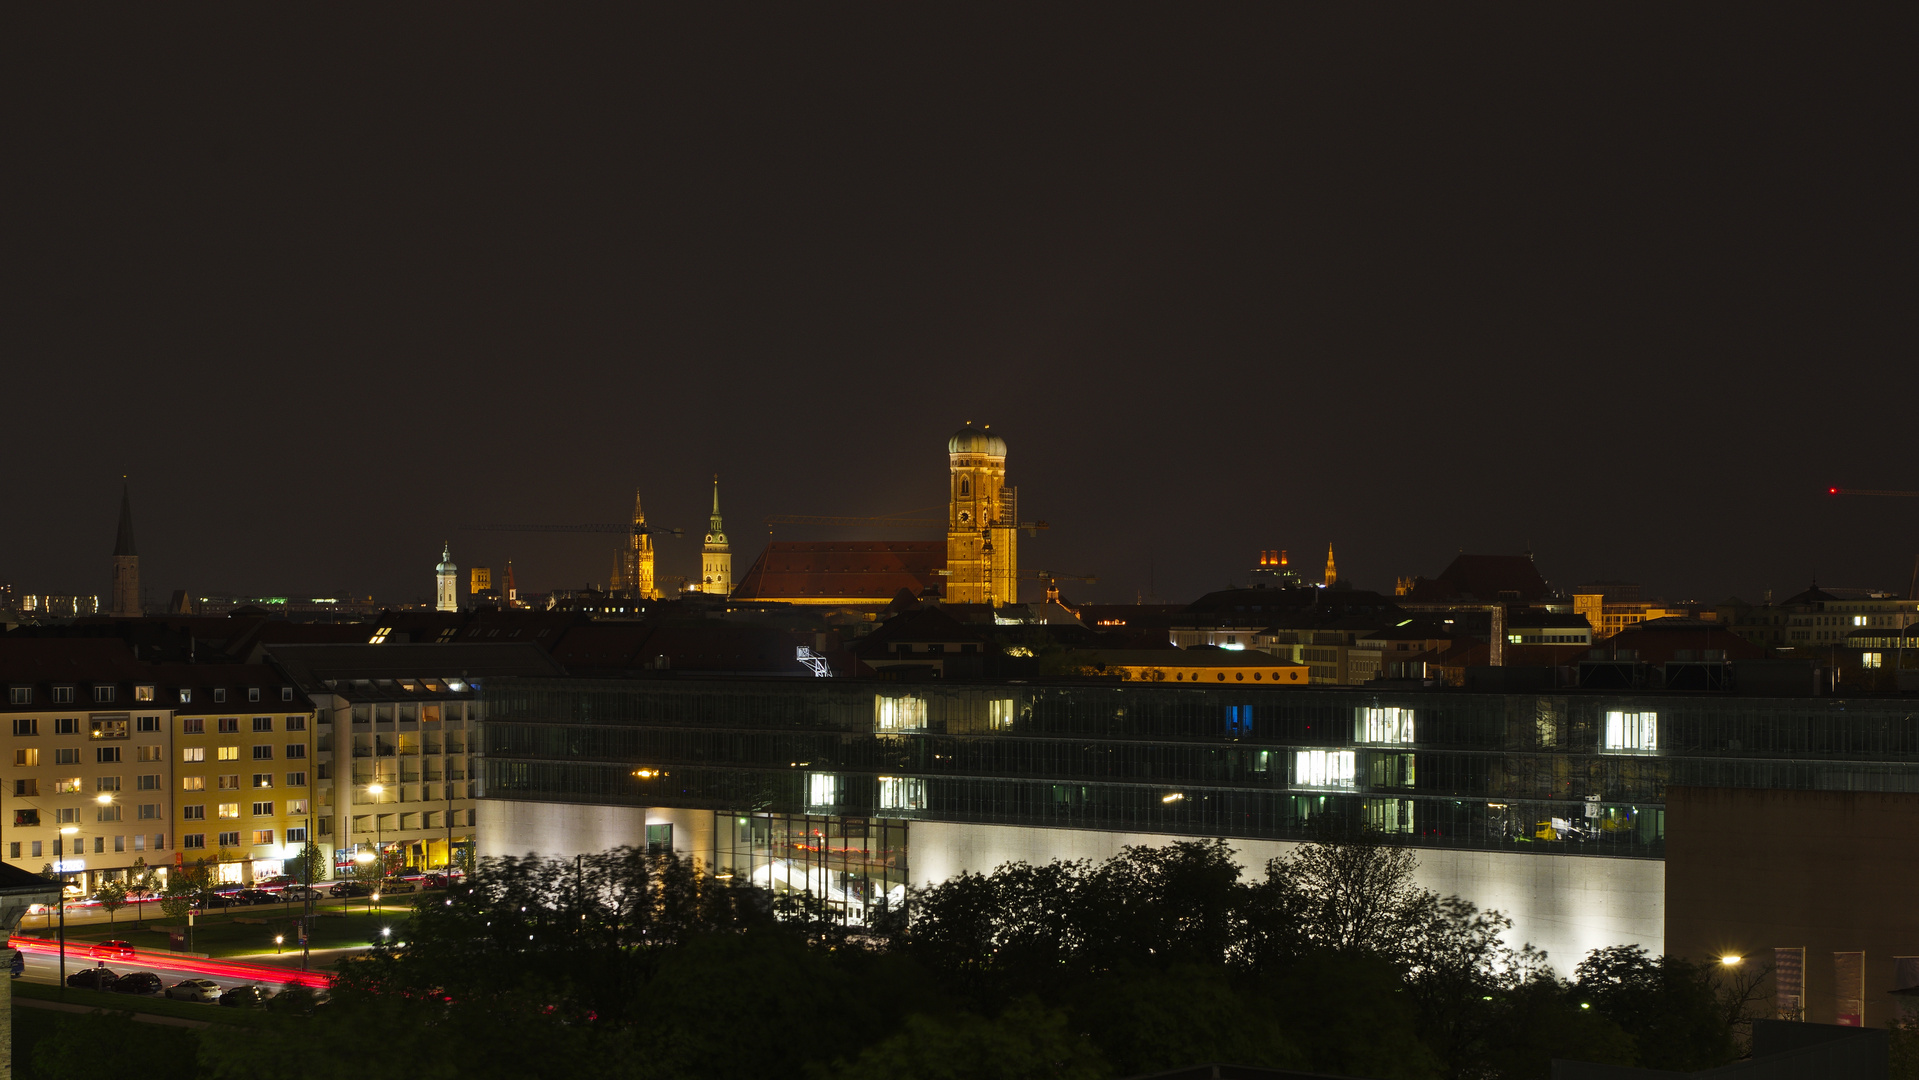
[611,488,659,598]
[944,423,1017,606]
[1089,650,1310,686]
[696,476,732,596]
[172,669,319,885]
[469,567,492,595]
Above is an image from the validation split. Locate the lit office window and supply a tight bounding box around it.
[806,772,840,807]
[1862,653,1883,669]
[875,696,928,732]
[1603,711,1658,752]
[989,699,1017,730]
[1295,750,1356,789]
[878,776,927,811]
[1357,706,1415,744]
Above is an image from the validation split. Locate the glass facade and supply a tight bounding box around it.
[483,679,1919,862]
[716,813,909,921]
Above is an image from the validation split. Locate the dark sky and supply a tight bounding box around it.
[6,8,1915,607]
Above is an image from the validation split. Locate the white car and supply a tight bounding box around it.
[282,886,324,902]
[165,978,221,1003]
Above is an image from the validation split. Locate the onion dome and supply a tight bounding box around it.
[947,422,1008,457]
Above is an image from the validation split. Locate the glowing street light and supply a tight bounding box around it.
[1721,955,1743,966]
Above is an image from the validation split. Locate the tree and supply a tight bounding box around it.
[293,841,328,884]
[95,880,128,927]
[160,859,212,922]
[1573,945,1738,1072]
[815,998,1107,1080]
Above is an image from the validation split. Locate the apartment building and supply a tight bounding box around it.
[0,640,170,894]
[158,665,317,885]
[266,643,561,877]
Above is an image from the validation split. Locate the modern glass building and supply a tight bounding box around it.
[479,677,1919,956]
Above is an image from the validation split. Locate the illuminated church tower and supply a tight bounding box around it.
[699,476,732,596]
[944,423,1016,605]
[435,544,458,612]
[612,488,658,598]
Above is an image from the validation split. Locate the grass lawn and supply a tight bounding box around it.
[60,907,417,959]
[13,979,267,1026]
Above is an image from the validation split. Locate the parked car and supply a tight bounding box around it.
[202,889,244,909]
[233,889,277,905]
[88,940,136,961]
[112,971,164,995]
[256,874,295,888]
[219,985,270,1008]
[330,881,371,898]
[165,979,222,1003]
[282,885,324,902]
[380,878,417,894]
[66,967,119,991]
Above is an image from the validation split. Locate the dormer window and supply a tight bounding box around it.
[214,689,227,703]
[92,686,116,703]
[179,689,192,704]
[135,685,155,702]
[248,688,261,703]
[280,687,294,702]
[7,688,28,705]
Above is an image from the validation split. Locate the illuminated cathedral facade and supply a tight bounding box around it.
[943,422,1018,606]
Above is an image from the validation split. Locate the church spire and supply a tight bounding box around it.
[1323,544,1337,587]
[109,481,141,617]
[700,474,732,596]
[114,482,137,557]
[706,474,726,544]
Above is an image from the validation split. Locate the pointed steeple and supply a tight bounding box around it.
[114,483,137,557]
[1323,544,1337,587]
[706,474,727,545]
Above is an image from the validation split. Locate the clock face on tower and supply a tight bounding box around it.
[958,511,971,524]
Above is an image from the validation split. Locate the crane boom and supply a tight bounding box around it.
[460,523,681,536]
[763,514,945,528]
[1828,488,1919,498]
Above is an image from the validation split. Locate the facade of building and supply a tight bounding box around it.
[697,477,732,596]
[166,667,319,884]
[943,424,1018,606]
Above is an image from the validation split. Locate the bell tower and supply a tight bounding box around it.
[945,423,1014,605]
[700,475,732,596]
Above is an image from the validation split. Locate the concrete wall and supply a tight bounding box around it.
[1667,786,1919,1031]
[910,820,1664,975]
[479,800,715,868]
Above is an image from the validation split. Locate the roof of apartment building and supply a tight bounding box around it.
[264,642,564,696]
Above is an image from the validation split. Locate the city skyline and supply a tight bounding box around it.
[5,9,1913,604]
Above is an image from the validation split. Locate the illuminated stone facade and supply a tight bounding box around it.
[611,489,659,599]
[434,546,458,613]
[944,423,1017,606]
[697,477,731,596]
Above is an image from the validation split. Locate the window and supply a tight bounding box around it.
[95,747,122,763]
[53,778,80,794]
[217,746,239,760]
[55,808,78,824]
[214,689,227,703]
[8,688,28,705]
[281,687,294,702]
[183,805,205,820]
[1357,706,1416,745]
[252,773,273,788]
[286,772,307,787]
[11,718,36,736]
[135,685,155,702]
[252,745,273,760]
[54,748,78,765]
[14,749,37,767]
[219,831,240,847]
[13,810,38,827]
[878,776,927,811]
[248,688,261,703]
[7,843,16,858]
[13,780,36,797]
[1864,653,1883,669]
[218,775,240,789]
[184,834,206,850]
[96,776,120,792]
[252,830,274,845]
[806,772,840,806]
[1602,710,1659,753]
[137,774,159,790]
[182,776,206,791]
[253,716,273,732]
[51,687,74,704]
[252,801,273,816]
[218,804,239,819]
[179,689,192,704]
[646,823,673,854]
[875,696,929,732]
[181,718,204,734]
[286,716,307,732]
[136,716,160,732]
[54,718,76,734]
[89,718,128,740]
[92,686,116,703]
[1295,750,1357,789]
[138,804,159,820]
[30,841,42,857]
[989,699,1017,730]
[287,799,308,815]
[218,718,239,734]
[137,745,161,762]
[113,836,124,852]
[286,743,307,759]
[97,805,121,822]
[183,747,205,763]
[286,827,308,843]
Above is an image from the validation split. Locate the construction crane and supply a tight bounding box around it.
[763,506,1050,536]
[460,522,683,538]
[1828,488,1919,498]
[1023,570,1096,603]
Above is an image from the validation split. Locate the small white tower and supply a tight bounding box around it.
[435,544,459,612]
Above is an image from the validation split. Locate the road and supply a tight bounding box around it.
[11,934,333,997]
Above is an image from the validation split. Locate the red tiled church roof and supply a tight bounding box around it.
[731,541,946,603]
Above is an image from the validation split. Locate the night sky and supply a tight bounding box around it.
[7,8,1914,607]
